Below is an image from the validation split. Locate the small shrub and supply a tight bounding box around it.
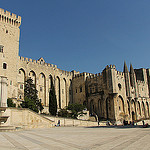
[7,98,16,107]
[58,109,69,117]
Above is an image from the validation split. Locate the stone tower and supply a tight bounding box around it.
[0,8,21,99]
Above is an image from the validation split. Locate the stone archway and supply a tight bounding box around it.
[131,100,136,121]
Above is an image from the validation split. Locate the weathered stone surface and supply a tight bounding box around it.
[0,8,149,123]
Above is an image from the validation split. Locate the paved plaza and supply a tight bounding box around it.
[0,126,149,150]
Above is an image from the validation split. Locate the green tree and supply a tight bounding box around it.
[66,103,86,119]
[49,81,57,116]
[21,78,43,113]
[7,98,16,107]
[58,108,69,117]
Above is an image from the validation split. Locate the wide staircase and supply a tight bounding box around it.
[0,107,53,132]
[0,107,16,131]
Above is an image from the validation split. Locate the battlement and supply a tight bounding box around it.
[0,8,21,27]
[57,68,72,76]
[87,72,102,80]
[116,71,124,76]
[20,56,57,67]
[74,72,88,78]
[19,56,72,76]
[105,64,116,69]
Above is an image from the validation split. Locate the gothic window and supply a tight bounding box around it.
[76,89,77,93]
[62,89,64,94]
[10,81,12,85]
[3,63,7,69]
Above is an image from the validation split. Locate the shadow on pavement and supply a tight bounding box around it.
[85,125,150,129]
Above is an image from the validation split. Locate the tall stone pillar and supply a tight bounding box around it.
[0,76,8,107]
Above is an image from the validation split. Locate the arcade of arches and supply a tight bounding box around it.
[88,95,150,122]
[17,68,72,113]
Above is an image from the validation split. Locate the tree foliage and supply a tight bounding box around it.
[49,81,57,116]
[58,109,69,117]
[66,103,86,119]
[21,78,43,113]
[7,98,16,107]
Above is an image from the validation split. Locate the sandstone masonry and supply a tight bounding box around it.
[0,8,149,122]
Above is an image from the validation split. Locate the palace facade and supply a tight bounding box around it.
[0,8,149,122]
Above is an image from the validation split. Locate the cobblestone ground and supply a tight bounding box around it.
[0,126,149,150]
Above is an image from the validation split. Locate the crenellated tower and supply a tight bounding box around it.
[0,8,21,98]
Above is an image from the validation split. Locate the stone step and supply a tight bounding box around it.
[0,107,7,112]
[0,126,24,132]
[0,116,9,124]
[0,126,16,132]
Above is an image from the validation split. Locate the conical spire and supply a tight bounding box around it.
[130,63,135,87]
[130,63,134,74]
[123,61,129,73]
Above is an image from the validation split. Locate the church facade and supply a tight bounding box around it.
[0,8,149,122]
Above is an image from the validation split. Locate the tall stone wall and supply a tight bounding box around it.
[17,57,73,112]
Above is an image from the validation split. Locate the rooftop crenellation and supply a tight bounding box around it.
[0,8,21,27]
[19,56,72,76]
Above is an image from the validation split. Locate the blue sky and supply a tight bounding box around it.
[1,0,150,73]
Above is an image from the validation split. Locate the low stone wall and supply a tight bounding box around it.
[2,108,53,129]
[136,119,150,125]
[43,116,102,127]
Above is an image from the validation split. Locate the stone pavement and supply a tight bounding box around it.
[0,126,149,150]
